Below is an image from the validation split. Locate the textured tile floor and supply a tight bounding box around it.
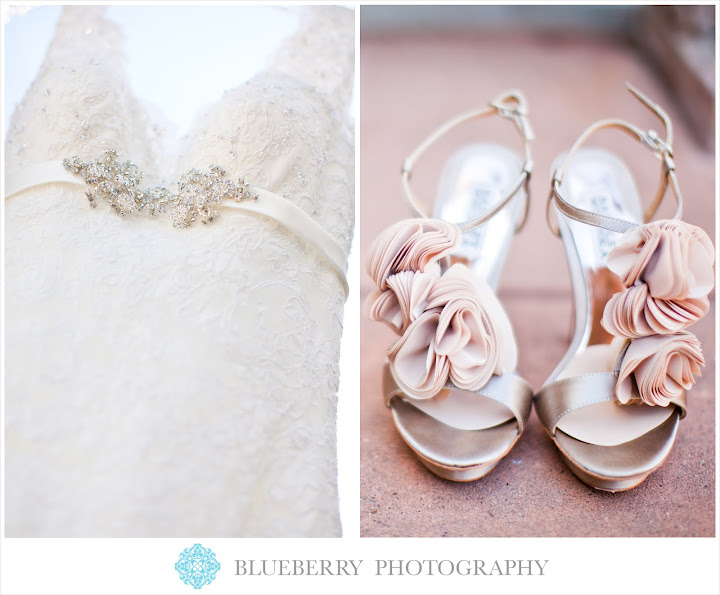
[359,31,716,537]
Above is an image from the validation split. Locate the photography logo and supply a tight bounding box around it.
[175,543,221,589]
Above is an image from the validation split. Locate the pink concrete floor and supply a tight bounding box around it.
[359,32,716,537]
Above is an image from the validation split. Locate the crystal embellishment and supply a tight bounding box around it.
[63,149,258,228]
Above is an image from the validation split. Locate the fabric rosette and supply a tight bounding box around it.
[386,264,516,399]
[367,218,460,290]
[601,219,714,407]
[616,332,704,407]
[369,270,436,334]
[602,283,709,338]
[366,219,516,400]
[607,219,714,300]
[367,218,459,333]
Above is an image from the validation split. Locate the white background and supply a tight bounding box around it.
[2,2,718,595]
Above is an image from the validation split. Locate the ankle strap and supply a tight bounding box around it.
[547,83,683,236]
[401,90,534,233]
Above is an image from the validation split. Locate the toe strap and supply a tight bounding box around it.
[535,372,687,436]
[383,364,533,435]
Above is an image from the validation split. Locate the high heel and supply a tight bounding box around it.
[535,84,715,492]
[367,91,535,481]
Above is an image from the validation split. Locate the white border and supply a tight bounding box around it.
[2,2,719,595]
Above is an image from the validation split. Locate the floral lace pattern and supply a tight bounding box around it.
[177,71,354,253]
[6,7,164,182]
[5,5,353,537]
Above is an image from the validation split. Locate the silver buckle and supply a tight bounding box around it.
[643,129,673,156]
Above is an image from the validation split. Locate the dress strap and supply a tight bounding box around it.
[5,161,349,298]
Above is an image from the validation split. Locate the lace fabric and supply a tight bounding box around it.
[4,5,354,537]
[6,6,163,182]
[177,70,354,253]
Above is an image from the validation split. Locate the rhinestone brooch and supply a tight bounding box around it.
[63,149,258,228]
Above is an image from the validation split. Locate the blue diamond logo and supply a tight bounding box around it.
[175,543,221,589]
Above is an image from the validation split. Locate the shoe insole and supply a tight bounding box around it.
[433,142,525,290]
[407,388,513,431]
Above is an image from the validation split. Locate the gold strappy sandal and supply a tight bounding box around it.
[536,84,715,492]
[367,91,535,482]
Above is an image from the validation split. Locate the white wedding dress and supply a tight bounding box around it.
[4,6,353,537]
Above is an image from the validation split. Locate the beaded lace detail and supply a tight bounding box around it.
[63,149,258,227]
[5,5,353,537]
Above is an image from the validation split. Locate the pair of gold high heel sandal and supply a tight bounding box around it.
[367,85,714,491]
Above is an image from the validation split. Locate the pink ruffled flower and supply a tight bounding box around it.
[387,264,516,399]
[366,219,460,290]
[601,283,710,338]
[387,308,449,399]
[369,270,437,334]
[607,220,714,300]
[616,332,704,407]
